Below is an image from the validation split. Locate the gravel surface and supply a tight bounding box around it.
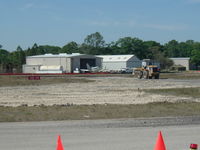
[0,77,200,106]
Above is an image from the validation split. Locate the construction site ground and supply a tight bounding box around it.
[0,72,200,107]
[0,72,200,122]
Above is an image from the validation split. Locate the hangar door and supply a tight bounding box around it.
[80,58,96,69]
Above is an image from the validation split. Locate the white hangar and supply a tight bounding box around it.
[23,53,102,73]
[99,55,141,71]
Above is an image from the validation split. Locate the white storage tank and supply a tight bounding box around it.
[36,65,63,73]
[40,65,63,71]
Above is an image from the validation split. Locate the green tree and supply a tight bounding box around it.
[191,49,200,66]
[26,43,39,56]
[115,37,146,59]
[0,49,9,64]
[61,41,79,53]
[25,44,61,56]
[10,46,25,72]
[151,46,173,69]
[82,32,105,55]
[0,49,10,72]
[193,42,200,51]
[17,46,26,65]
[84,32,105,48]
[143,41,163,59]
[164,40,180,57]
[79,43,92,54]
[178,42,191,57]
[102,42,121,55]
[39,45,61,54]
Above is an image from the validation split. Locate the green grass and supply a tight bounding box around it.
[0,102,200,122]
[0,75,94,87]
[160,72,200,79]
[144,87,200,98]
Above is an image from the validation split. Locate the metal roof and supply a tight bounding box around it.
[98,55,136,62]
[27,53,85,58]
[170,57,190,60]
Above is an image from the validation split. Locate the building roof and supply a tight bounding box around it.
[170,57,190,60]
[27,53,85,58]
[98,55,136,62]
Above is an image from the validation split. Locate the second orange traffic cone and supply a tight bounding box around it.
[154,131,166,150]
[56,135,64,150]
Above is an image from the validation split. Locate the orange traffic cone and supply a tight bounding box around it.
[154,131,166,150]
[56,135,64,150]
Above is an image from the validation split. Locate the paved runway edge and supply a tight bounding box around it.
[1,116,200,128]
[79,116,200,128]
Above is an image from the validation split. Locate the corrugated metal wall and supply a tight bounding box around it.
[102,62,126,70]
[102,56,141,71]
[127,56,142,68]
[24,55,102,73]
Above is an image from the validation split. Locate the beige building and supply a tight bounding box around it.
[170,57,190,70]
[23,53,102,73]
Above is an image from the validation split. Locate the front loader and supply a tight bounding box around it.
[133,65,160,79]
[133,59,160,79]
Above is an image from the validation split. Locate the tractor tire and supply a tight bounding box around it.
[137,71,143,79]
[143,70,149,79]
[155,74,160,79]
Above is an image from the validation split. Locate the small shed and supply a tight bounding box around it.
[171,65,186,71]
[170,57,190,71]
[99,55,141,71]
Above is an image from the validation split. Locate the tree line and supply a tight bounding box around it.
[1,32,200,73]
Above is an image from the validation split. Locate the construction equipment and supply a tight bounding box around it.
[133,59,160,79]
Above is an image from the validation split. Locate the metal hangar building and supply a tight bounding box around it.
[99,55,141,71]
[23,53,102,73]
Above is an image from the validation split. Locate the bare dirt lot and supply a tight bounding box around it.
[1,73,200,107]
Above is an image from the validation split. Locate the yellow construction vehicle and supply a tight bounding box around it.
[133,59,160,79]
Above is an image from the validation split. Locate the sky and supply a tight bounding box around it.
[1,0,200,51]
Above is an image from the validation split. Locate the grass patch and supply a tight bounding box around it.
[160,72,200,79]
[144,87,200,98]
[0,102,200,122]
[1,72,200,87]
[0,75,94,87]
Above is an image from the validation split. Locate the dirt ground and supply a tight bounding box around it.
[1,74,200,107]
